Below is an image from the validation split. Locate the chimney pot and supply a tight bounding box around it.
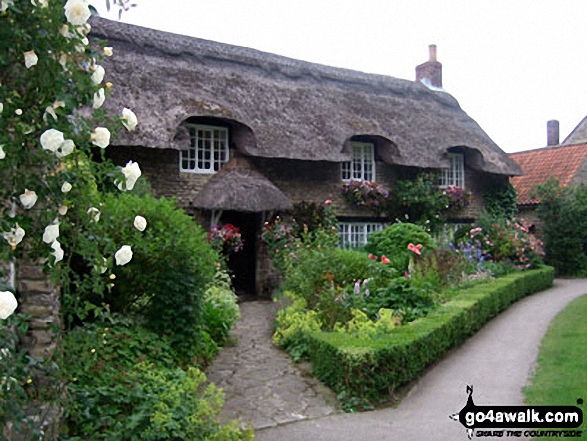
[429,44,437,61]
[547,120,560,146]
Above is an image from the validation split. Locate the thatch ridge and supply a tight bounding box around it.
[91,17,522,176]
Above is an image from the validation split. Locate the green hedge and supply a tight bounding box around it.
[305,266,555,409]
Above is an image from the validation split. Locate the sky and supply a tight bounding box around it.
[91,0,587,153]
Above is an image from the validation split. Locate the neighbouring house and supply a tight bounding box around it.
[510,120,587,230]
[92,18,521,297]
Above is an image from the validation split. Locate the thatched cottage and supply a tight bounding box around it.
[92,18,521,296]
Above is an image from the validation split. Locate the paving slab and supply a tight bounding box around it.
[205,300,338,430]
[256,278,587,441]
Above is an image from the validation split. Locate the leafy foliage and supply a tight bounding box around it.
[484,182,518,219]
[365,223,435,271]
[61,320,253,440]
[202,267,241,345]
[534,179,587,275]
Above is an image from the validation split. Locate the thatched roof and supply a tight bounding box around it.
[192,157,293,212]
[91,18,521,176]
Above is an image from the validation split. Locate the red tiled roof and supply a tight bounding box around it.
[510,143,587,205]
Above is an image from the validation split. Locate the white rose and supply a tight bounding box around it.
[0,102,3,114]
[103,47,113,57]
[42,223,60,244]
[133,215,147,232]
[19,189,38,209]
[24,51,38,68]
[51,240,64,264]
[1,0,14,12]
[0,145,5,160]
[44,106,57,122]
[91,65,105,85]
[91,127,110,148]
[56,139,75,158]
[121,108,138,131]
[58,205,68,216]
[3,224,25,248]
[59,24,72,38]
[61,181,72,193]
[64,0,91,26]
[117,161,141,191]
[0,291,18,320]
[95,257,108,274]
[115,245,133,266]
[93,88,105,109]
[40,129,64,152]
[87,207,100,222]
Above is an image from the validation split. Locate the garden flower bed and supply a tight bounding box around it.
[281,266,554,410]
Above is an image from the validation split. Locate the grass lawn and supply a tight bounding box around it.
[523,293,587,439]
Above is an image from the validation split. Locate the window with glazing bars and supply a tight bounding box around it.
[338,222,383,248]
[439,153,465,188]
[180,125,229,173]
[341,142,375,181]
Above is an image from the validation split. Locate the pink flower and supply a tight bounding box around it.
[325,199,332,206]
[381,255,391,264]
[407,243,422,256]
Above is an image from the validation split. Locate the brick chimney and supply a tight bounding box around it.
[416,44,442,88]
[547,120,559,146]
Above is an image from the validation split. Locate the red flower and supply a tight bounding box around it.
[408,243,422,256]
[381,255,391,264]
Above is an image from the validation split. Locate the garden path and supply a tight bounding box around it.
[205,300,338,430]
[255,278,587,441]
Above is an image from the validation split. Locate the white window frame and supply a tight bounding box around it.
[341,142,375,182]
[180,124,229,174]
[439,152,465,188]
[338,222,383,249]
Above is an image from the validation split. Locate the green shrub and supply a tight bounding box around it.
[61,193,217,362]
[534,180,587,275]
[61,321,253,441]
[365,223,435,271]
[203,267,241,345]
[304,267,555,410]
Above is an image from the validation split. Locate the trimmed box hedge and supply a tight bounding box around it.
[305,266,555,409]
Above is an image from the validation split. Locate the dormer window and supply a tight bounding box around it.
[180,124,229,173]
[439,153,464,188]
[341,141,375,181]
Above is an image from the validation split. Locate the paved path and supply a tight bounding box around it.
[256,278,587,441]
[205,301,337,429]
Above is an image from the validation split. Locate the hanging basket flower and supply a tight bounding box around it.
[207,224,244,254]
[341,180,390,214]
[444,186,472,211]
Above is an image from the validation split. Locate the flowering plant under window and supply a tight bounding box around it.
[444,186,472,211]
[342,180,390,214]
[207,224,244,254]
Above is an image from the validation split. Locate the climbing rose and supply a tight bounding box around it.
[0,145,5,160]
[51,240,64,264]
[117,161,141,191]
[40,129,64,152]
[24,51,38,68]
[0,291,18,320]
[56,139,75,158]
[121,108,138,131]
[58,205,68,216]
[91,65,105,85]
[3,224,25,248]
[115,245,133,266]
[64,0,91,26]
[19,189,38,209]
[408,243,423,256]
[91,127,110,148]
[61,181,72,193]
[381,255,391,264]
[93,88,105,109]
[87,207,100,222]
[1,0,14,12]
[42,223,60,244]
[133,215,147,232]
